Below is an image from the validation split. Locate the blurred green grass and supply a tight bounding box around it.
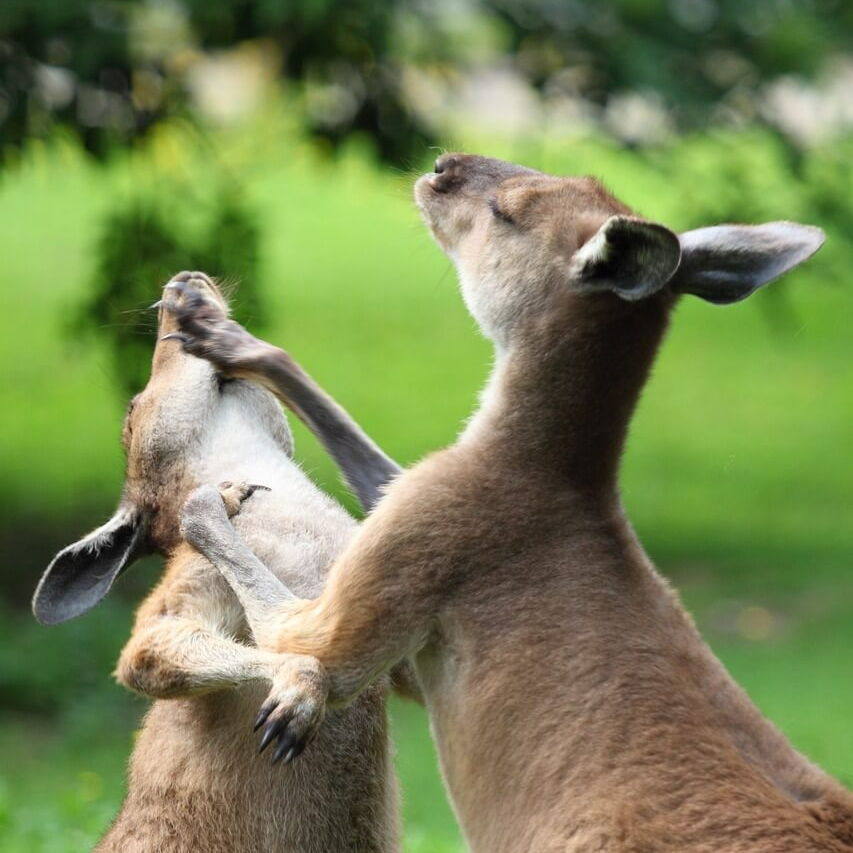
[0,122,850,850]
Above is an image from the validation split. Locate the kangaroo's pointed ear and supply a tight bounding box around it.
[670,222,825,305]
[32,507,148,625]
[571,215,682,301]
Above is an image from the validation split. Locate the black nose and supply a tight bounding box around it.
[434,155,459,175]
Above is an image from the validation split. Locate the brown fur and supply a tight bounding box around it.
[175,157,851,853]
[104,546,397,853]
[39,274,401,852]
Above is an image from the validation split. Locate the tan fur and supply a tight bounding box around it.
[60,275,401,852]
[105,547,397,853]
[175,156,851,853]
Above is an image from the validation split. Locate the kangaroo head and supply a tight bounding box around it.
[33,273,292,625]
[414,153,825,348]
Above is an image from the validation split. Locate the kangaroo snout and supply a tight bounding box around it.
[425,154,467,195]
[428,153,535,195]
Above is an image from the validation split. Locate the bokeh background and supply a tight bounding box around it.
[1,1,852,850]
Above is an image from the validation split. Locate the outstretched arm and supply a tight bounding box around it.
[181,479,432,758]
[163,279,401,513]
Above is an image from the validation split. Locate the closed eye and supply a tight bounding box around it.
[125,394,141,420]
[488,198,514,225]
[122,394,141,449]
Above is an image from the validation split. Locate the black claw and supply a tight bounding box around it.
[245,484,272,498]
[285,738,306,764]
[258,725,278,754]
[271,733,296,765]
[283,737,309,764]
[161,332,189,344]
[254,706,272,732]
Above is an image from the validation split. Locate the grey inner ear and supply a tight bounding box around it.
[32,512,147,625]
[671,222,825,305]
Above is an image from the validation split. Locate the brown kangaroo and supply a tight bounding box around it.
[32,272,408,852]
[171,156,852,853]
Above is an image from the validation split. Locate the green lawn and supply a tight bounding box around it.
[0,122,850,850]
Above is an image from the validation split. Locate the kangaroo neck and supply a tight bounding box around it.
[463,292,672,495]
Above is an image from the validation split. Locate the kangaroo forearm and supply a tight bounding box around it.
[115,619,278,700]
[191,524,295,613]
[269,593,425,707]
[181,488,297,648]
[183,483,427,707]
[248,345,401,513]
[168,287,402,512]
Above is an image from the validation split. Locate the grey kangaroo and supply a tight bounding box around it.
[32,272,408,853]
[171,156,851,853]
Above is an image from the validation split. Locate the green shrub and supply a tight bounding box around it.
[78,184,263,396]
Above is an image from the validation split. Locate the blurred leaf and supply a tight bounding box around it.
[2,0,853,164]
[77,183,264,395]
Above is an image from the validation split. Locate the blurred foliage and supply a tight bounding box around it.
[0,0,137,158]
[0,0,425,161]
[487,0,852,118]
[0,599,134,714]
[1,0,852,164]
[79,185,263,395]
